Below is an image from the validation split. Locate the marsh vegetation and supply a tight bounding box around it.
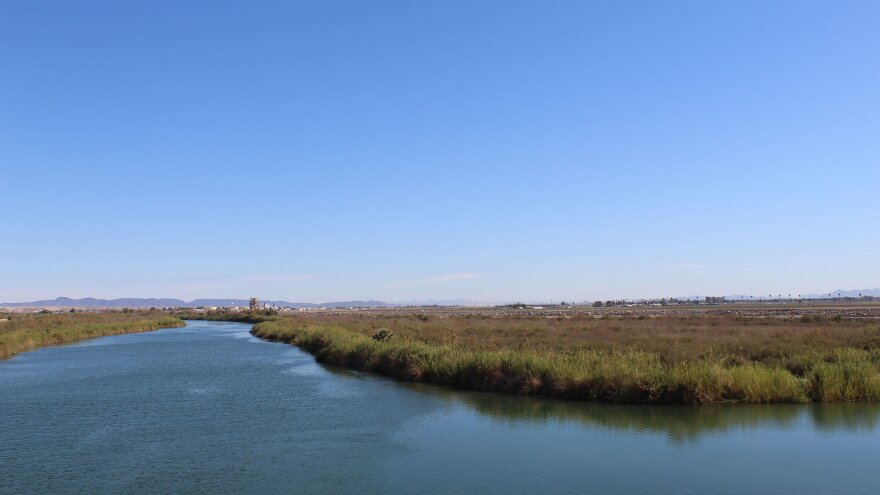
[251,313,880,404]
[171,310,279,324]
[0,312,184,359]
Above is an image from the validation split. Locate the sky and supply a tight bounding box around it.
[1,1,878,303]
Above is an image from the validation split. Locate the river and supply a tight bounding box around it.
[1,320,878,494]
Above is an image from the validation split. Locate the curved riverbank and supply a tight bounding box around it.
[6,319,880,494]
[251,319,880,404]
[0,313,185,359]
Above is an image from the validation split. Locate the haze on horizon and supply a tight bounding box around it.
[2,1,878,304]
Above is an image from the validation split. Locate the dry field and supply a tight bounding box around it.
[252,304,880,403]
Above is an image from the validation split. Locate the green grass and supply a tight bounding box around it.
[0,312,185,359]
[252,315,880,404]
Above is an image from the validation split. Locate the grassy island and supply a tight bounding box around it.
[0,312,184,360]
[251,312,880,404]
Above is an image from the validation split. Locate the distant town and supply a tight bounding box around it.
[2,291,878,314]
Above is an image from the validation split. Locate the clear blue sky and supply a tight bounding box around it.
[2,1,878,303]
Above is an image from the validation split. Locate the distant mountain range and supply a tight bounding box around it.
[719,289,880,300]
[671,289,880,301]
[801,289,880,299]
[0,297,396,309]
[3,290,877,308]
[392,298,493,307]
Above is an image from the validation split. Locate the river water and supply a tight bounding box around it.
[1,320,878,494]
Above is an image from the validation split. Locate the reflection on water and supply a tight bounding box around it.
[401,383,880,442]
[3,320,880,495]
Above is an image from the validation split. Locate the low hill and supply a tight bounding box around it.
[0,297,395,309]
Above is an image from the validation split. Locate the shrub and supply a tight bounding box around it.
[372,329,393,342]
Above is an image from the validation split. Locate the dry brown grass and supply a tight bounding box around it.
[252,313,880,403]
[0,312,184,359]
[275,313,880,366]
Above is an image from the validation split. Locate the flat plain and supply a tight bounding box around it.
[249,303,880,403]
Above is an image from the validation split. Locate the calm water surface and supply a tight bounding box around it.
[2,320,879,494]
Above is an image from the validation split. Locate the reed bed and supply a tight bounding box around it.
[0,312,184,359]
[172,310,279,324]
[252,314,880,404]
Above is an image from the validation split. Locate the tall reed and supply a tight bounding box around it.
[0,312,184,359]
[252,318,880,404]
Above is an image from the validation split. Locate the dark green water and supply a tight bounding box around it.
[2,321,879,494]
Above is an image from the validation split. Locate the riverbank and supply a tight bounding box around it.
[0,312,185,359]
[251,314,880,404]
[7,319,880,494]
[171,310,278,324]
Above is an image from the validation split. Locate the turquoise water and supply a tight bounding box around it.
[1,320,878,494]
